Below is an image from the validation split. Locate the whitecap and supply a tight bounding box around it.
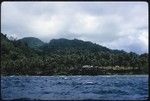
[10,75,14,77]
[85,81,94,84]
[105,75,111,77]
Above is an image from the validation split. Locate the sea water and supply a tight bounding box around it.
[1,75,148,100]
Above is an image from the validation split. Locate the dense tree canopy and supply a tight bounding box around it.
[1,33,148,75]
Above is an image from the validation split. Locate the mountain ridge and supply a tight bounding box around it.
[1,33,148,75]
[17,36,147,55]
[18,37,130,55]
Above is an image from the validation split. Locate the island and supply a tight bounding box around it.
[1,33,148,75]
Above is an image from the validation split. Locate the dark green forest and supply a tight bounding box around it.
[1,33,148,75]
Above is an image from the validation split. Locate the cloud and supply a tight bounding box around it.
[102,29,148,54]
[1,2,148,54]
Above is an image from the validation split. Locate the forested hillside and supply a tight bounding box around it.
[18,37,44,49]
[1,33,148,75]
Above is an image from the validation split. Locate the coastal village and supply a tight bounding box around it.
[69,65,140,75]
[82,65,139,70]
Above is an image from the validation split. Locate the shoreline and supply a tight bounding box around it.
[1,74,148,77]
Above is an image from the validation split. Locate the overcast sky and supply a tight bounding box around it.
[1,2,148,54]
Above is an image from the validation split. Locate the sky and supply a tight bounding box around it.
[1,2,148,54]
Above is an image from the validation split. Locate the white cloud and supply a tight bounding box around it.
[29,15,66,37]
[1,2,148,54]
[102,29,148,54]
[71,13,101,33]
[138,31,148,51]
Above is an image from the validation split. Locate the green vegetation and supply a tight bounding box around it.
[18,37,44,50]
[1,33,148,75]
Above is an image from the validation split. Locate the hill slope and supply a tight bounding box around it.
[1,33,148,75]
[40,38,113,54]
[1,33,37,58]
[18,37,44,49]
[39,38,130,56]
[1,33,38,75]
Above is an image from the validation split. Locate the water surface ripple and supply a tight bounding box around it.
[1,75,148,100]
